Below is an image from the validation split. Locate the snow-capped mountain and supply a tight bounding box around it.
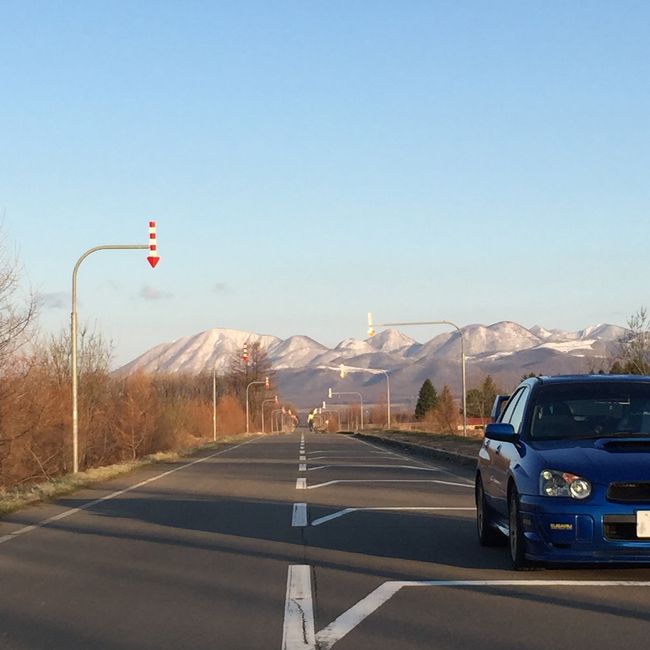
[116,321,627,407]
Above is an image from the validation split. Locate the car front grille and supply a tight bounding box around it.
[607,482,650,503]
[603,515,639,541]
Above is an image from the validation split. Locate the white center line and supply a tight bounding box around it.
[281,565,315,649]
[292,503,308,527]
[296,478,307,489]
[299,464,307,472]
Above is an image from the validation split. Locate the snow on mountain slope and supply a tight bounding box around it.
[269,335,330,369]
[117,328,281,375]
[368,329,417,353]
[115,322,629,406]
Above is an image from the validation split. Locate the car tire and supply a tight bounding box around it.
[508,487,535,571]
[476,477,504,547]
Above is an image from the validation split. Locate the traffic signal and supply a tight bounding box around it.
[242,344,249,364]
[339,364,347,378]
[328,387,333,399]
[265,376,269,389]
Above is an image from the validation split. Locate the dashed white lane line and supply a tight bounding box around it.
[296,478,307,489]
[282,564,650,650]
[299,464,307,472]
[292,503,308,527]
[306,479,472,490]
[299,455,307,462]
[310,506,476,526]
[0,437,260,547]
[282,565,315,650]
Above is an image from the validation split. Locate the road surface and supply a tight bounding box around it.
[1,431,650,649]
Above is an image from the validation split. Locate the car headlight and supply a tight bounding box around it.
[539,469,591,499]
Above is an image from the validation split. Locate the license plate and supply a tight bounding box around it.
[637,511,650,538]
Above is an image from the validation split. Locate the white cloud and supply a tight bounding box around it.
[138,285,173,301]
[36,291,69,310]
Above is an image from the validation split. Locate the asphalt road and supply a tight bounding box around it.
[1,431,650,649]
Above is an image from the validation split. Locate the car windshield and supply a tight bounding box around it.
[529,382,650,440]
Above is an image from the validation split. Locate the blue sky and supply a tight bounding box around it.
[1,1,649,367]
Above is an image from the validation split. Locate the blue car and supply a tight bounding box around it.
[476,374,650,569]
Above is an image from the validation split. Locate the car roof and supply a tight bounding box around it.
[527,374,650,386]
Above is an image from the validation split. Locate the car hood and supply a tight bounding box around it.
[528,437,650,484]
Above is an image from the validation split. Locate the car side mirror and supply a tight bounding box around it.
[484,422,518,442]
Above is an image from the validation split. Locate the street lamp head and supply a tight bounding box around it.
[367,312,376,338]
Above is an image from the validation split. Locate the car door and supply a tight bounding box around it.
[490,386,529,517]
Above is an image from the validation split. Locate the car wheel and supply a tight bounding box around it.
[476,477,504,546]
[508,487,534,571]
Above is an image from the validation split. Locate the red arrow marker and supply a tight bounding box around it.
[148,221,160,268]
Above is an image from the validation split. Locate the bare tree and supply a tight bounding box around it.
[614,307,650,375]
[0,231,37,367]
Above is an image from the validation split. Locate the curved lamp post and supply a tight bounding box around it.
[369,315,467,437]
[246,378,268,433]
[71,242,155,474]
[327,364,390,429]
[328,388,364,430]
[261,396,278,433]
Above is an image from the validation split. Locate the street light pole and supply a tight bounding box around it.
[246,379,267,433]
[372,317,467,437]
[71,244,151,474]
[329,389,364,430]
[261,396,277,433]
[212,365,218,442]
[332,364,390,429]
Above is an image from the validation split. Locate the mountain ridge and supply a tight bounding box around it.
[115,321,627,408]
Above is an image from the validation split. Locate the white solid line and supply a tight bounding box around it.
[315,578,650,650]
[0,437,260,547]
[292,503,308,527]
[296,478,307,489]
[306,479,472,490]
[306,464,439,472]
[282,565,316,650]
[299,464,307,472]
[311,506,476,526]
[308,455,396,461]
[352,436,472,484]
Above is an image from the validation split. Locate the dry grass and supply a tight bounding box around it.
[0,433,255,517]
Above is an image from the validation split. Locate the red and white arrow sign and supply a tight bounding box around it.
[147,220,160,268]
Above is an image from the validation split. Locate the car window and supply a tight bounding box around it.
[507,387,529,433]
[500,388,526,425]
[530,382,650,439]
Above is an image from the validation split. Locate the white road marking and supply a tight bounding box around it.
[299,455,307,462]
[308,455,396,461]
[292,503,308,527]
[306,479,472,490]
[306,464,439,472]
[282,565,315,650]
[0,437,260,546]
[278,566,650,650]
[311,506,476,526]
[296,478,307,489]
[299,464,307,472]
[353,436,473,483]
